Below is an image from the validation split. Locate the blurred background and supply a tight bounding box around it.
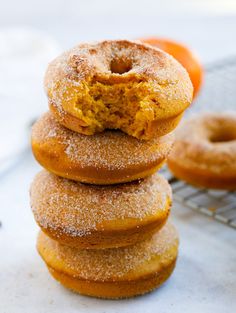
[2,0,236,60]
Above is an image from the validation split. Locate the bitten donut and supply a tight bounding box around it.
[37,222,179,299]
[31,171,172,249]
[31,112,174,185]
[45,40,193,140]
[168,113,236,190]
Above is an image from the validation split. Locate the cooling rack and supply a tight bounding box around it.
[163,56,236,229]
[161,167,236,229]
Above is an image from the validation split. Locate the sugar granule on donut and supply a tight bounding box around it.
[30,171,172,248]
[37,223,179,298]
[31,112,174,184]
[45,40,193,140]
[38,223,178,280]
[168,112,236,190]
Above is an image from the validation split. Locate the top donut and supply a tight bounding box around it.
[45,40,193,140]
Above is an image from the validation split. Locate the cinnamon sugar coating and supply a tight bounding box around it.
[30,170,172,248]
[31,112,174,184]
[168,112,236,189]
[37,222,178,281]
[44,40,193,139]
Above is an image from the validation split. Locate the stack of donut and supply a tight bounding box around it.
[30,40,193,299]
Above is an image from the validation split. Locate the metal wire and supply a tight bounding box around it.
[161,166,236,229]
[164,56,236,229]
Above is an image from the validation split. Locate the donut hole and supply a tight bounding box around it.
[209,131,236,143]
[110,58,132,74]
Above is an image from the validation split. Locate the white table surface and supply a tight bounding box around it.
[1,1,236,312]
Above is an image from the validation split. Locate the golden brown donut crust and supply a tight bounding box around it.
[31,112,174,185]
[37,223,179,299]
[31,171,172,249]
[44,40,193,140]
[168,112,236,190]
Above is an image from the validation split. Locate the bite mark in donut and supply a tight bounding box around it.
[31,112,174,185]
[45,40,193,139]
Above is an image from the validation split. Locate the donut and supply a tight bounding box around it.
[31,112,174,185]
[37,222,179,299]
[44,40,193,140]
[168,113,236,190]
[30,170,172,249]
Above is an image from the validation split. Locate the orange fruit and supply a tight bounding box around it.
[139,37,203,99]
